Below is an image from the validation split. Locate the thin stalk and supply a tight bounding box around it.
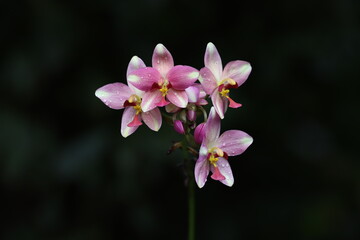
[187,171,195,240]
[183,136,196,240]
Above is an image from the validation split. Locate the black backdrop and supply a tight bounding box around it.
[1,0,360,239]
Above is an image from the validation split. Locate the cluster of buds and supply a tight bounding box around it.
[95,43,253,188]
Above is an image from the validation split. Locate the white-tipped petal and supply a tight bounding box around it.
[204,42,223,81]
[152,43,174,77]
[95,83,131,109]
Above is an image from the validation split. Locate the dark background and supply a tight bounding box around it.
[1,0,359,239]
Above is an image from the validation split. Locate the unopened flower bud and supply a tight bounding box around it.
[179,110,187,122]
[187,109,196,122]
[174,120,185,134]
[194,122,206,144]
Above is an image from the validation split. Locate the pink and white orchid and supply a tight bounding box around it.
[199,42,252,119]
[127,44,199,112]
[165,84,208,115]
[195,107,253,188]
[185,83,208,106]
[95,56,162,137]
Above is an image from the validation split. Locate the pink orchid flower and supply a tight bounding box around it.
[165,83,208,115]
[195,107,253,188]
[95,56,162,137]
[185,83,208,106]
[127,44,199,112]
[199,42,252,119]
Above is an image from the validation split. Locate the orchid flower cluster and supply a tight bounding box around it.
[95,43,253,188]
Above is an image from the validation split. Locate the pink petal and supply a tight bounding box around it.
[211,91,227,119]
[127,67,161,91]
[197,99,208,106]
[199,143,209,161]
[141,108,162,131]
[126,56,146,96]
[198,84,207,98]
[194,158,210,188]
[95,83,131,109]
[199,67,218,95]
[126,56,146,76]
[216,130,253,156]
[185,86,200,103]
[204,42,223,81]
[141,89,163,112]
[214,158,234,187]
[121,107,140,137]
[191,83,206,96]
[222,61,252,87]
[166,89,188,108]
[166,65,199,90]
[152,43,174,77]
[204,107,221,147]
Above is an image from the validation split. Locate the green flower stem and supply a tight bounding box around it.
[187,169,196,240]
[183,135,196,240]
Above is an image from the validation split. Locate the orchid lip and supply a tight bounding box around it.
[228,97,242,108]
[211,166,226,180]
[127,114,142,127]
[217,84,242,108]
[156,97,170,107]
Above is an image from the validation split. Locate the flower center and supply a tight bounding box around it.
[220,88,230,97]
[133,104,142,115]
[158,80,171,97]
[217,79,242,109]
[207,147,227,181]
[152,80,171,107]
[159,84,169,96]
[207,147,224,167]
[208,153,219,166]
[219,77,237,86]
[124,94,143,118]
[128,94,141,104]
[124,95,143,128]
